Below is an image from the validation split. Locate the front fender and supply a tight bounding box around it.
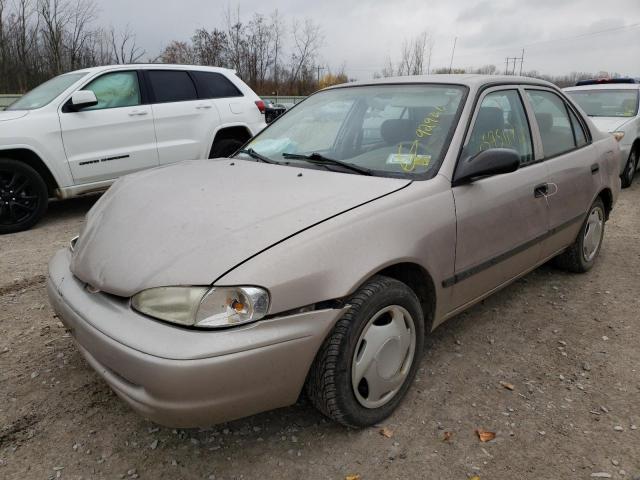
[216,175,457,323]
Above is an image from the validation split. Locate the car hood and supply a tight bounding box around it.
[589,116,633,133]
[0,110,29,122]
[70,159,410,297]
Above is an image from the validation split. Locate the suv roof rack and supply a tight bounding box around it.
[576,78,637,86]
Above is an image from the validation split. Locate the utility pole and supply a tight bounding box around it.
[448,37,457,74]
[519,49,525,76]
[316,65,325,83]
[504,52,524,75]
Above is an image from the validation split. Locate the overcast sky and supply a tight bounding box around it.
[94,0,640,79]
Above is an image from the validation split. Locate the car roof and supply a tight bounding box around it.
[70,64,237,75]
[324,74,557,90]
[564,83,640,91]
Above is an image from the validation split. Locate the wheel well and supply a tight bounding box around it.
[376,263,436,332]
[212,126,252,146]
[598,188,613,221]
[0,148,58,197]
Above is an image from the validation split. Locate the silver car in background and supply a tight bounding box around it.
[48,75,621,428]
[565,80,640,187]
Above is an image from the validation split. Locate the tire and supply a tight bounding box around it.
[209,138,244,158]
[0,158,48,234]
[554,197,605,273]
[305,275,425,428]
[620,147,638,188]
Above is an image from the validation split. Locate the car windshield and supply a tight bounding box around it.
[566,89,639,117]
[7,72,87,110]
[239,84,467,178]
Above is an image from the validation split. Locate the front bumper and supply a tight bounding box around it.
[47,249,344,427]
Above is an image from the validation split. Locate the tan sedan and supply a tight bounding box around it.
[48,75,621,428]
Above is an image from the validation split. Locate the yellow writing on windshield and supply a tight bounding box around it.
[416,106,446,138]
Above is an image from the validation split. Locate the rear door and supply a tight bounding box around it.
[523,89,599,258]
[59,70,158,184]
[145,69,217,165]
[449,87,549,310]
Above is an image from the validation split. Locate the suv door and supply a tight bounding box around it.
[449,87,548,310]
[59,70,158,184]
[524,89,599,259]
[145,69,219,164]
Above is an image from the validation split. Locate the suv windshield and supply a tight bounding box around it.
[239,84,467,178]
[7,72,87,110]
[566,89,639,117]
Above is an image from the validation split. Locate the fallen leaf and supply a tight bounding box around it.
[475,429,496,442]
[379,427,394,438]
[345,475,361,480]
[499,381,515,391]
[442,431,454,442]
[470,476,481,480]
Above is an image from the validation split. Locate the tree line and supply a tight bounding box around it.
[0,0,625,96]
[0,0,146,93]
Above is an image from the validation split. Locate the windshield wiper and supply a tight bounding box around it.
[237,148,276,164]
[282,152,372,176]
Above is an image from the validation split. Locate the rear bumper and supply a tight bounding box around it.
[47,248,343,427]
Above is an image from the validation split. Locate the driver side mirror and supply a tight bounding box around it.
[452,148,520,186]
[69,90,98,111]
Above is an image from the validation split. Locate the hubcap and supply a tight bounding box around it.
[351,305,416,409]
[582,206,604,262]
[0,170,39,226]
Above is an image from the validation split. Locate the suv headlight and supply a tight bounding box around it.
[131,286,270,328]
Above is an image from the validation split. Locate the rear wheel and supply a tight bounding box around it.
[621,147,638,188]
[0,158,48,234]
[305,275,424,427]
[554,197,605,273]
[209,138,244,158]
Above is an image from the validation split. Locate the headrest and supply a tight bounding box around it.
[381,119,415,145]
[535,112,553,133]
[475,107,504,133]
[621,98,636,112]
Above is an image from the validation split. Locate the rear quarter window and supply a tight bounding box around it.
[192,71,243,99]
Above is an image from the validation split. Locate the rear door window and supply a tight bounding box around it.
[463,89,534,166]
[192,71,243,99]
[148,70,197,103]
[525,90,576,158]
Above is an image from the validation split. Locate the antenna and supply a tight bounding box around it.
[448,37,457,74]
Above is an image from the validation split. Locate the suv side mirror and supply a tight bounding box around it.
[453,148,520,186]
[69,90,98,111]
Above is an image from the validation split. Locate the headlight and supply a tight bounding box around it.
[612,131,625,141]
[131,286,270,329]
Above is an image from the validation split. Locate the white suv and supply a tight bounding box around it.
[0,64,267,233]
[564,80,640,188]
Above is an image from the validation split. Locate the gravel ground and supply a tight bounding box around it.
[1,183,639,480]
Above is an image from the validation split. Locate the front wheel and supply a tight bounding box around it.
[621,147,638,188]
[305,275,424,427]
[554,197,605,273]
[0,158,48,234]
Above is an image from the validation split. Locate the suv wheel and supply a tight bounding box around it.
[209,139,243,158]
[306,275,425,427]
[0,158,48,234]
[621,147,638,188]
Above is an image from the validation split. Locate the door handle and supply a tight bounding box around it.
[534,183,549,198]
[196,104,212,110]
[591,163,600,174]
[128,110,148,116]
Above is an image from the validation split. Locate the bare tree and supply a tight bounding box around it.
[192,27,227,66]
[269,9,285,89]
[290,17,322,83]
[109,24,144,64]
[65,0,96,69]
[160,40,195,64]
[38,0,71,74]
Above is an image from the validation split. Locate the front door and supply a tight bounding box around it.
[449,87,549,311]
[59,70,158,184]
